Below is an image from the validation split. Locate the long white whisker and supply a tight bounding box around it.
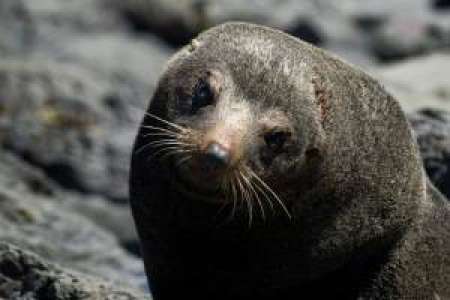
[147,140,194,148]
[143,112,185,131]
[140,125,183,135]
[243,167,274,212]
[236,172,253,226]
[215,177,232,221]
[134,142,154,155]
[142,132,180,138]
[159,148,193,161]
[241,170,265,221]
[251,177,275,214]
[175,155,192,167]
[227,173,238,221]
[146,146,186,162]
[247,168,291,219]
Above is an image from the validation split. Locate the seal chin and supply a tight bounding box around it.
[173,159,226,203]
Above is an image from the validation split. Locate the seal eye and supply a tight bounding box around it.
[264,130,290,151]
[191,80,214,114]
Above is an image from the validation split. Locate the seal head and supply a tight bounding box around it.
[130,22,450,299]
[136,30,325,215]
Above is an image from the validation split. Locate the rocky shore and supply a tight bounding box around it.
[0,0,448,299]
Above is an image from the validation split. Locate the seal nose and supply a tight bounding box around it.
[203,142,230,172]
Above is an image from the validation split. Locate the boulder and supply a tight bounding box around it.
[0,242,150,300]
[374,53,450,113]
[410,109,450,199]
[0,150,146,290]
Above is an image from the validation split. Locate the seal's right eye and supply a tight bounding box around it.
[191,80,214,114]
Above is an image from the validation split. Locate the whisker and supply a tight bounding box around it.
[159,148,193,161]
[215,177,232,221]
[241,170,266,221]
[134,142,155,155]
[175,155,192,167]
[130,106,190,134]
[236,172,253,226]
[142,111,185,131]
[146,139,194,149]
[135,137,188,155]
[250,177,275,214]
[227,172,239,221]
[243,167,274,213]
[140,125,183,136]
[146,146,187,162]
[142,131,180,139]
[246,168,292,219]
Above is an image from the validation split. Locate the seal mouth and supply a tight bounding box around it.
[168,154,292,220]
[172,157,226,202]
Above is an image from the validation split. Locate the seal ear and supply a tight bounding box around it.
[187,38,200,53]
[311,77,330,123]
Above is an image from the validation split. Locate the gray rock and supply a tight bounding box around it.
[64,194,139,254]
[0,0,35,56]
[0,0,127,57]
[113,0,209,47]
[370,17,449,62]
[22,0,125,33]
[0,144,138,245]
[112,0,449,66]
[113,0,337,48]
[432,0,450,10]
[374,53,450,113]
[0,242,150,300]
[410,109,450,199]
[0,150,146,290]
[0,0,170,202]
[0,40,168,201]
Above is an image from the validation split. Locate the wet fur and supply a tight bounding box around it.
[130,23,450,299]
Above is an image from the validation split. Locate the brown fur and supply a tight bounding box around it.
[130,23,450,299]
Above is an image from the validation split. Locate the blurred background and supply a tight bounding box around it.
[0,0,449,298]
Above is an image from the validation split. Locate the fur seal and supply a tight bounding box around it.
[130,22,450,299]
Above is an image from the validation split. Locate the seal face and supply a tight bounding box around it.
[138,52,317,213]
[130,22,450,300]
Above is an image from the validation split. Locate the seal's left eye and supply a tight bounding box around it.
[191,80,214,114]
[264,130,290,151]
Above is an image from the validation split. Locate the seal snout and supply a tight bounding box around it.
[202,142,231,173]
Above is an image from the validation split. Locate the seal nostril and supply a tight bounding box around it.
[203,142,230,171]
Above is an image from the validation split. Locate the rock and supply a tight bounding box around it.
[0,0,35,56]
[0,0,127,57]
[0,0,170,202]
[0,37,169,202]
[115,0,207,47]
[374,53,450,113]
[370,18,435,62]
[22,0,125,33]
[112,0,449,67]
[64,194,139,254]
[0,58,129,202]
[410,109,450,199]
[0,242,150,300]
[0,144,138,246]
[0,150,147,290]
[370,17,448,62]
[113,0,332,47]
[432,0,450,10]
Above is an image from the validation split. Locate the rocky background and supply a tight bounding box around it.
[0,0,449,299]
